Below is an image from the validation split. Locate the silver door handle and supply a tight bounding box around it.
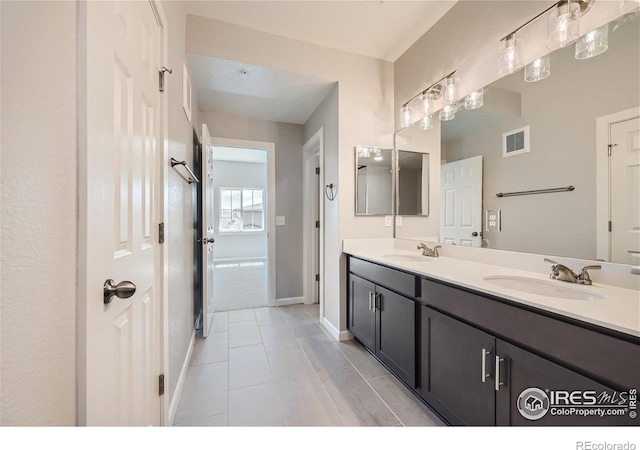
[368,291,373,310]
[481,349,491,383]
[197,237,215,244]
[104,279,136,304]
[495,355,504,391]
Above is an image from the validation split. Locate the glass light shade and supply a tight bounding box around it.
[524,54,551,82]
[439,105,455,122]
[547,0,580,49]
[419,93,431,117]
[400,106,414,128]
[465,88,484,110]
[575,24,609,60]
[498,34,524,76]
[442,76,458,106]
[621,0,640,12]
[419,114,434,131]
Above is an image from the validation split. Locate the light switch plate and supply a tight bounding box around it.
[384,215,393,227]
[486,210,501,232]
[276,216,285,226]
[395,215,403,227]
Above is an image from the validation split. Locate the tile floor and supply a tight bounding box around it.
[173,303,446,427]
[212,259,268,311]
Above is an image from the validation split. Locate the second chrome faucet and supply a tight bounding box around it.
[544,258,601,285]
[418,242,441,257]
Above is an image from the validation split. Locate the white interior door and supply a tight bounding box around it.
[201,124,215,336]
[83,1,162,425]
[440,155,483,247]
[610,117,640,265]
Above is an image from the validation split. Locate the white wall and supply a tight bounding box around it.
[201,111,304,300]
[187,15,395,332]
[212,160,268,260]
[0,1,77,425]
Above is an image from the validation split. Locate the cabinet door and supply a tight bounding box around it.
[348,274,376,350]
[495,340,637,426]
[421,306,496,425]
[375,286,416,387]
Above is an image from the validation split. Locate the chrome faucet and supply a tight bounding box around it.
[417,243,441,257]
[544,258,601,285]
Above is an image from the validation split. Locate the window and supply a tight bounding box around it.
[220,188,264,232]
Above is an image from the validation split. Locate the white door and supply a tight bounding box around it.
[201,124,216,336]
[440,156,483,247]
[83,1,163,425]
[610,117,640,265]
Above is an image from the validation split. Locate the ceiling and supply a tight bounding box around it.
[212,146,267,164]
[184,1,458,124]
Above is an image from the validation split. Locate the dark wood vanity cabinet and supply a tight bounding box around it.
[348,258,417,387]
[345,255,640,427]
[420,278,639,426]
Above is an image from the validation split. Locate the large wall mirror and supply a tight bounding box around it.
[397,150,430,216]
[395,10,639,265]
[355,146,394,215]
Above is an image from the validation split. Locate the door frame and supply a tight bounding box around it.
[210,137,277,307]
[77,0,169,425]
[303,128,325,314]
[595,107,640,261]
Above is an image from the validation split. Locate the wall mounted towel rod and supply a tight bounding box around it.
[496,185,574,197]
[170,157,199,184]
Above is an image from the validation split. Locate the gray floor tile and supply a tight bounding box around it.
[267,348,317,381]
[173,361,228,425]
[290,322,325,338]
[254,307,286,326]
[229,320,263,348]
[281,387,343,426]
[260,324,301,354]
[369,375,446,427]
[175,413,228,427]
[228,344,272,390]
[211,311,229,332]
[319,366,400,426]
[302,303,320,320]
[273,372,323,400]
[298,335,352,374]
[336,339,389,380]
[228,309,256,323]
[228,382,285,426]
[190,331,228,366]
[282,312,317,329]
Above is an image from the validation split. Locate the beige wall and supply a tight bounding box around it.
[187,15,394,332]
[0,1,77,425]
[201,110,304,300]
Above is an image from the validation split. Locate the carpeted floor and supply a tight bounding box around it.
[212,259,268,312]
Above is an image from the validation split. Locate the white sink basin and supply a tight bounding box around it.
[483,276,606,301]
[381,254,434,262]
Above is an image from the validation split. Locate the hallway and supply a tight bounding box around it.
[173,304,444,426]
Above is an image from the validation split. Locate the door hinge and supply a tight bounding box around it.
[315,274,320,282]
[159,222,165,244]
[608,221,612,232]
[315,220,320,228]
[608,143,618,156]
[159,67,172,92]
[315,167,320,175]
[159,374,165,396]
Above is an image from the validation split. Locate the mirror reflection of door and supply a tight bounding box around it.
[397,150,430,216]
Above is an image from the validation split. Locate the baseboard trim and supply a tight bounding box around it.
[168,329,196,426]
[276,296,304,306]
[321,317,352,341]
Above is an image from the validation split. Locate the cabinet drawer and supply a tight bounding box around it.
[349,257,418,299]
[421,278,640,390]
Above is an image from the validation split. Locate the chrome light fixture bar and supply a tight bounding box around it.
[400,70,457,128]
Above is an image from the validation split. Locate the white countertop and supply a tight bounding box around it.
[344,246,640,339]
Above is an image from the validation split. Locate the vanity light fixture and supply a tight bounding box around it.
[548,0,581,48]
[464,88,484,110]
[575,24,609,59]
[400,105,414,129]
[356,146,371,158]
[419,92,431,116]
[620,0,640,12]
[498,33,524,76]
[439,105,456,122]
[419,114,434,131]
[442,75,458,106]
[524,54,551,82]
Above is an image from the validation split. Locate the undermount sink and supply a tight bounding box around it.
[483,275,606,301]
[381,254,434,262]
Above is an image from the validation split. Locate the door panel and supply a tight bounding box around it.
[201,124,215,336]
[375,286,416,388]
[420,306,495,426]
[348,274,376,350]
[84,1,162,425]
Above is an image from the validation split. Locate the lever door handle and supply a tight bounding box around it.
[198,237,216,244]
[104,279,137,304]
